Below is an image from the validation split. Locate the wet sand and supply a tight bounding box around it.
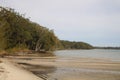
[4,56,120,80]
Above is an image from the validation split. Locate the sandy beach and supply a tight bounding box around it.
[1,55,120,80]
[0,58,42,80]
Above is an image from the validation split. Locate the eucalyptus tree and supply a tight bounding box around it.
[0,6,60,52]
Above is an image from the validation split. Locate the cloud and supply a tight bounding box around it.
[0,0,120,46]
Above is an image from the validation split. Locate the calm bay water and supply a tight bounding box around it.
[54,49,120,61]
[16,49,120,80]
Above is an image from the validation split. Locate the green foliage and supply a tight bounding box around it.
[0,7,59,51]
[60,40,93,49]
[0,6,93,52]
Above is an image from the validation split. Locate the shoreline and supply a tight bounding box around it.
[1,55,120,80]
[0,58,43,80]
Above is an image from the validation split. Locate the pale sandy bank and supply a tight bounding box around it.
[5,56,120,80]
[0,59,42,80]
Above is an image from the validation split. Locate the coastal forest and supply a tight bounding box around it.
[0,7,93,53]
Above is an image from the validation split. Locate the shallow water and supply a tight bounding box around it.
[48,49,120,80]
[14,49,120,80]
[54,49,120,61]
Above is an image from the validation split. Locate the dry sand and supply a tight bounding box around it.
[0,59,42,80]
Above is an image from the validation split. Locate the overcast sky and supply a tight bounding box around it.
[0,0,120,46]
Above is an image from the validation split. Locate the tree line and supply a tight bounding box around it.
[59,40,93,49]
[0,7,93,53]
[0,7,60,51]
